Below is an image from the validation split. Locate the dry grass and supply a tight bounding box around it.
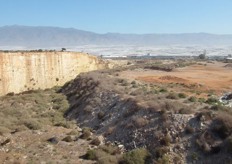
[83,145,121,164]
[212,112,232,139]
[0,88,70,135]
[121,148,150,164]
[132,116,149,128]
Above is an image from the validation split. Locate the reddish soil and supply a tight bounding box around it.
[121,62,232,95]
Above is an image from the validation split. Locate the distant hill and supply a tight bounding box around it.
[1,25,232,47]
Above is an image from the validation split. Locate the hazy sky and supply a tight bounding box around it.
[1,0,232,34]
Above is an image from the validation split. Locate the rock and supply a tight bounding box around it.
[1,138,11,146]
[76,127,82,132]
[118,144,125,152]
[47,137,59,144]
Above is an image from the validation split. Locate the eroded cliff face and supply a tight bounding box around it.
[0,51,108,95]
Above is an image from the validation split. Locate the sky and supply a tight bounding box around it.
[0,0,232,34]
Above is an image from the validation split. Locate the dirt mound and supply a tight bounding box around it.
[224,64,232,68]
[144,64,174,72]
[159,75,187,82]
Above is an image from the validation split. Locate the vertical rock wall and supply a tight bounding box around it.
[0,51,108,95]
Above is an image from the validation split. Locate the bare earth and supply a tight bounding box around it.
[0,126,93,164]
[120,62,232,96]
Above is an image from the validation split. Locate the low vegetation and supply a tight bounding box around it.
[1,58,232,163]
[0,88,71,135]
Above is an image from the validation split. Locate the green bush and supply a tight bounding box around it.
[122,148,150,164]
[90,137,101,146]
[131,81,136,85]
[160,135,171,146]
[84,149,97,160]
[54,121,71,128]
[210,105,228,111]
[83,145,121,164]
[155,147,169,158]
[188,96,197,102]
[80,129,92,139]
[67,130,79,136]
[198,98,206,103]
[24,120,42,130]
[157,154,170,164]
[178,93,187,98]
[166,93,178,99]
[98,111,105,120]
[0,88,71,134]
[206,97,220,105]
[100,145,120,155]
[159,88,168,93]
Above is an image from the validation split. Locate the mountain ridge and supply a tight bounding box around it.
[1,25,232,47]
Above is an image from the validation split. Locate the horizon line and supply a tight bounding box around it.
[1,24,232,36]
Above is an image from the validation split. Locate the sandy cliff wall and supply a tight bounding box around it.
[0,51,108,95]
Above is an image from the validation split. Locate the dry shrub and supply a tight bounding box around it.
[90,137,101,146]
[0,126,10,135]
[206,97,220,105]
[212,112,232,139]
[121,148,150,164]
[160,134,171,146]
[188,96,197,102]
[100,145,121,155]
[83,145,121,164]
[98,111,105,120]
[173,155,182,163]
[130,89,144,96]
[83,149,97,160]
[185,125,195,134]
[83,105,93,114]
[125,122,135,129]
[178,93,187,98]
[196,110,214,121]
[62,135,73,142]
[156,154,170,164]
[132,116,149,128]
[161,101,194,114]
[105,126,116,136]
[154,131,163,140]
[123,102,141,117]
[161,101,178,113]
[178,108,194,114]
[225,136,232,153]
[195,131,217,153]
[147,102,162,113]
[80,129,92,139]
[166,92,179,99]
[24,120,42,130]
[0,88,71,134]
[160,110,168,122]
[155,146,169,158]
[67,130,79,136]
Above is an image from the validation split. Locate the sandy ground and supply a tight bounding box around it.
[0,126,93,164]
[120,62,232,95]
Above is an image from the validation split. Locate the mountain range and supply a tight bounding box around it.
[1,25,232,48]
